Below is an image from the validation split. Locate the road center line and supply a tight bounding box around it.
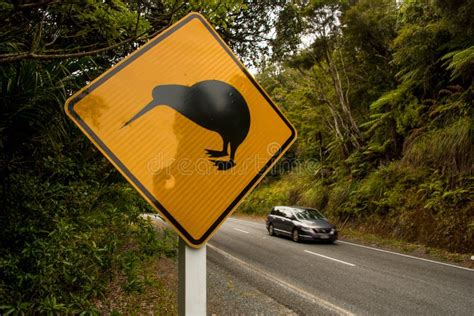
[337,241,474,272]
[208,243,354,316]
[229,217,265,227]
[233,228,249,234]
[304,250,356,267]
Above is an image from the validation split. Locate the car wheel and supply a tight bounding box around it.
[268,224,275,236]
[292,228,300,242]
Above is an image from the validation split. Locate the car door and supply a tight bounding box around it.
[268,207,280,229]
[280,208,294,235]
[271,207,284,232]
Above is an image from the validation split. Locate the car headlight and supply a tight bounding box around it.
[300,226,313,232]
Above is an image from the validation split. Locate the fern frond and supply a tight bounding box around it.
[441,46,474,80]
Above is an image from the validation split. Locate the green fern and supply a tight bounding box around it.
[442,46,474,80]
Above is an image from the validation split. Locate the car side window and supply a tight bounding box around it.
[276,208,283,217]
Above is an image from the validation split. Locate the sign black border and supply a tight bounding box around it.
[67,13,296,246]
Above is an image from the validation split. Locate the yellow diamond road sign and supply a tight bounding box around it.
[65,13,296,247]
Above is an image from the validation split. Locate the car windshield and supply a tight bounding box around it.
[295,208,325,220]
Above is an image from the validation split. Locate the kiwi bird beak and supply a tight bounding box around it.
[122,99,156,128]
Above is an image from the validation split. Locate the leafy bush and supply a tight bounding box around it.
[0,149,176,313]
[239,180,291,216]
[297,182,330,211]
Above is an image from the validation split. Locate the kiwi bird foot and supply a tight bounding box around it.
[210,159,236,171]
[205,149,228,158]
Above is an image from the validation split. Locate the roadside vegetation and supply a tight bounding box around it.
[238,0,473,254]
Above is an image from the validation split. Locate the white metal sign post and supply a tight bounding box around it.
[178,238,207,315]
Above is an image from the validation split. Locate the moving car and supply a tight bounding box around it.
[266,206,337,243]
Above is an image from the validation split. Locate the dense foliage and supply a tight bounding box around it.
[240,0,473,253]
[0,0,276,312]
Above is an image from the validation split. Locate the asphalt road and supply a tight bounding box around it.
[208,217,474,315]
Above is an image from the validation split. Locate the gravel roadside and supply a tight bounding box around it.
[208,257,296,315]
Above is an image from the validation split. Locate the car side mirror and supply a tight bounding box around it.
[289,215,296,220]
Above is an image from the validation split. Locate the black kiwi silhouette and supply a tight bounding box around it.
[123,80,250,170]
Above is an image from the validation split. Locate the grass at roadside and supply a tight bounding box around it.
[95,255,177,314]
[340,227,473,269]
[95,224,179,314]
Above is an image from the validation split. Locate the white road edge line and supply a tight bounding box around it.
[230,217,473,272]
[338,241,474,272]
[233,228,249,234]
[208,243,354,316]
[229,217,265,227]
[304,250,356,267]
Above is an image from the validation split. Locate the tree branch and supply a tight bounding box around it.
[16,0,63,9]
[0,24,169,64]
